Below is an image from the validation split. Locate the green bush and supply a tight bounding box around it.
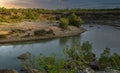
[31,54,77,73]
[25,12,39,20]
[59,18,69,29]
[0,17,7,22]
[69,13,83,27]
[21,41,120,72]
[99,48,120,70]
[10,15,24,22]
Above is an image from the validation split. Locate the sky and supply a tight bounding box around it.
[0,0,120,9]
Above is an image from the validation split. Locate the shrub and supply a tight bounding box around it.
[99,48,120,70]
[31,54,77,73]
[69,13,83,27]
[10,15,24,22]
[98,48,111,69]
[0,17,7,22]
[25,12,39,20]
[59,18,69,29]
[21,41,120,72]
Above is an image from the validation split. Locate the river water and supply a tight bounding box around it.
[0,24,120,71]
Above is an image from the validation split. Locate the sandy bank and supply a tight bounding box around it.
[0,21,86,44]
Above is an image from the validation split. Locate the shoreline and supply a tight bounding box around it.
[0,24,86,45]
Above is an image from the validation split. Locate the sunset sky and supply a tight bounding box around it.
[0,0,120,9]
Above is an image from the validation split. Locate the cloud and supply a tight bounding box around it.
[0,0,68,8]
[2,0,68,9]
[0,0,120,9]
[3,0,44,8]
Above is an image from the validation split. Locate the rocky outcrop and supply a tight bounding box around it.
[34,28,54,36]
[0,69,18,73]
[18,52,31,60]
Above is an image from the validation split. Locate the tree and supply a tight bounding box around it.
[59,18,69,29]
[69,13,83,27]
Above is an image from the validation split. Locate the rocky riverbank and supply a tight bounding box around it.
[0,21,86,44]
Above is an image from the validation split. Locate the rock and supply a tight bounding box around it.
[89,25,94,27]
[84,67,95,73]
[0,30,11,39]
[95,68,120,73]
[27,31,35,36]
[7,33,19,38]
[11,28,25,33]
[105,67,120,73]
[19,33,29,38]
[18,52,31,60]
[26,69,43,73]
[21,63,32,71]
[34,29,54,36]
[19,31,35,38]
[0,69,18,73]
[90,61,101,71]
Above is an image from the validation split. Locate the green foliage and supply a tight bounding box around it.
[21,41,120,72]
[0,7,119,23]
[69,13,83,27]
[31,54,77,73]
[30,41,94,73]
[110,53,120,70]
[81,41,95,62]
[99,48,111,69]
[11,15,23,20]
[59,18,69,29]
[25,12,39,20]
[99,48,120,70]
[0,17,7,22]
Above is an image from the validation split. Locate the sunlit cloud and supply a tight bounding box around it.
[0,0,40,8]
[0,0,68,9]
[0,1,6,7]
[0,0,120,9]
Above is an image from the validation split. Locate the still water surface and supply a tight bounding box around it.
[0,24,120,70]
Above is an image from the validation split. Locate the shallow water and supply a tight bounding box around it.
[0,24,120,70]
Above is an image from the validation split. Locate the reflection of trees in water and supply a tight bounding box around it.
[59,37,70,46]
[11,38,57,49]
[71,35,81,46]
[59,35,82,47]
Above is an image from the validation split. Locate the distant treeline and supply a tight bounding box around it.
[0,7,120,14]
[0,7,120,23]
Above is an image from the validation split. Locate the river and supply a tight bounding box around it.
[0,24,120,71]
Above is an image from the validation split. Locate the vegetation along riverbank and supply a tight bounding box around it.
[0,8,120,44]
[0,13,85,44]
[17,41,120,73]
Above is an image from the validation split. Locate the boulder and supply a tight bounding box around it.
[90,61,101,71]
[18,52,31,60]
[0,69,18,73]
[84,67,95,73]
